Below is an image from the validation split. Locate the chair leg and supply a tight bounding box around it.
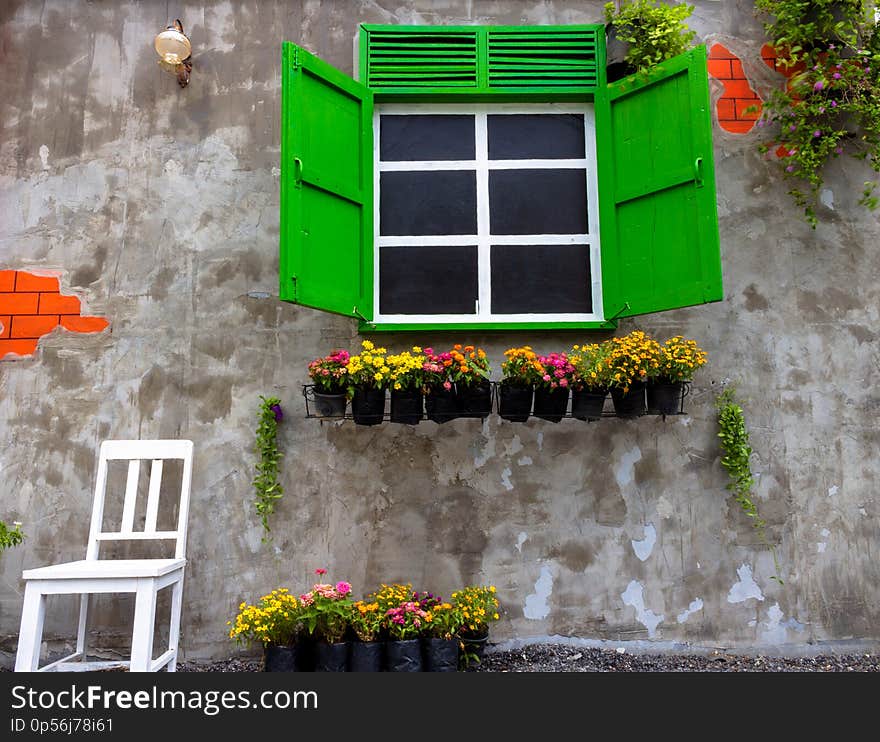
[15,582,47,671]
[130,579,157,672]
[75,594,90,663]
[167,576,184,672]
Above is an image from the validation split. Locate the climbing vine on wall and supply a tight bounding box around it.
[716,388,783,585]
[254,396,284,541]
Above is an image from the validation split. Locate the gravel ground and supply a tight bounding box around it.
[178,644,880,672]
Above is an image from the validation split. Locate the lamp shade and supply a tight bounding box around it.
[154,27,191,65]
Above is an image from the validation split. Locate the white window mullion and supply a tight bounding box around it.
[475,112,491,319]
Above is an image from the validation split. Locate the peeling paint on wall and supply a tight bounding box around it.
[621,580,664,638]
[632,523,657,562]
[727,564,765,604]
[615,446,642,490]
[677,598,704,624]
[515,532,528,553]
[828,485,839,498]
[523,565,553,620]
[501,467,514,491]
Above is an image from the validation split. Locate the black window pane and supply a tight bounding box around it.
[489,169,587,235]
[381,170,477,236]
[488,114,586,160]
[491,244,591,314]
[380,245,478,314]
[380,115,476,161]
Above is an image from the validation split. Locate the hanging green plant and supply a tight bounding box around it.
[254,395,284,541]
[753,0,880,226]
[715,388,783,585]
[0,519,24,552]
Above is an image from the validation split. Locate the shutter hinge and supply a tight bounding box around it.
[290,275,298,300]
[291,47,301,70]
[352,306,368,321]
[608,302,630,321]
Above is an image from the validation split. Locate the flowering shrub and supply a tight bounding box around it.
[605,330,661,391]
[227,588,300,647]
[452,585,500,635]
[384,601,429,640]
[501,346,544,387]
[569,343,614,390]
[368,583,414,612]
[447,344,491,387]
[345,340,390,393]
[536,352,575,390]
[653,336,708,382]
[423,602,464,640]
[307,349,350,392]
[386,348,427,391]
[349,601,383,641]
[299,570,354,644]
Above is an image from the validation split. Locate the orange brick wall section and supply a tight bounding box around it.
[708,43,763,134]
[0,270,110,360]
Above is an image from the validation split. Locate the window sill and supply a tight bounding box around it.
[359,320,619,332]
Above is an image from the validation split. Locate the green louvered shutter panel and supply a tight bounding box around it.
[280,42,373,320]
[597,46,722,319]
[364,27,479,89]
[486,27,600,90]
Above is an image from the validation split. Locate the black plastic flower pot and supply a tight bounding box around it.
[498,382,533,422]
[349,641,384,672]
[423,637,459,672]
[610,381,647,419]
[351,387,385,425]
[424,385,459,424]
[312,389,346,418]
[458,630,489,669]
[385,638,423,672]
[605,22,635,82]
[314,641,350,672]
[533,386,570,423]
[646,381,683,417]
[263,644,298,672]
[571,388,607,421]
[389,388,423,425]
[457,380,492,418]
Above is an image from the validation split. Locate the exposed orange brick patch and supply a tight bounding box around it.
[708,43,763,135]
[0,270,110,360]
[60,316,109,334]
[761,43,806,78]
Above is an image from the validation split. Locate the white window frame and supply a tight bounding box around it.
[373,102,604,324]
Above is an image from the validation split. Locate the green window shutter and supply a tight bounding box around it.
[597,46,722,320]
[280,42,373,320]
[361,25,602,94]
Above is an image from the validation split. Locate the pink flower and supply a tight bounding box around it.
[832,72,841,79]
[443,381,452,391]
[315,568,327,575]
[542,374,551,382]
[560,378,569,387]
[813,80,824,91]
[336,581,352,596]
[300,593,314,606]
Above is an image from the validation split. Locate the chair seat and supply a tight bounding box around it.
[23,558,186,581]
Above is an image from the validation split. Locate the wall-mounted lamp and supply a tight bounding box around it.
[154,19,192,88]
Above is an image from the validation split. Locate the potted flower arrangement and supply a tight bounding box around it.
[499,346,544,422]
[348,599,385,672]
[386,347,427,425]
[647,335,707,416]
[421,600,464,672]
[604,0,696,82]
[451,585,501,667]
[569,342,614,421]
[298,570,354,672]
[449,344,492,418]
[533,352,575,423]
[422,347,458,423]
[383,600,430,672]
[605,330,661,418]
[307,349,350,417]
[345,340,389,425]
[754,0,880,226]
[227,588,303,672]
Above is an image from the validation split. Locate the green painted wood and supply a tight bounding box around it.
[597,46,722,320]
[362,24,601,93]
[280,42,373,320]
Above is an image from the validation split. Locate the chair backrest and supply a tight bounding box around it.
[85,440,194,561]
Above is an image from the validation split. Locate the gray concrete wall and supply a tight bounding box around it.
[1,0,878,665]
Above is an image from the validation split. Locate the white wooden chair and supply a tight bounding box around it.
[14,439,194,672]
